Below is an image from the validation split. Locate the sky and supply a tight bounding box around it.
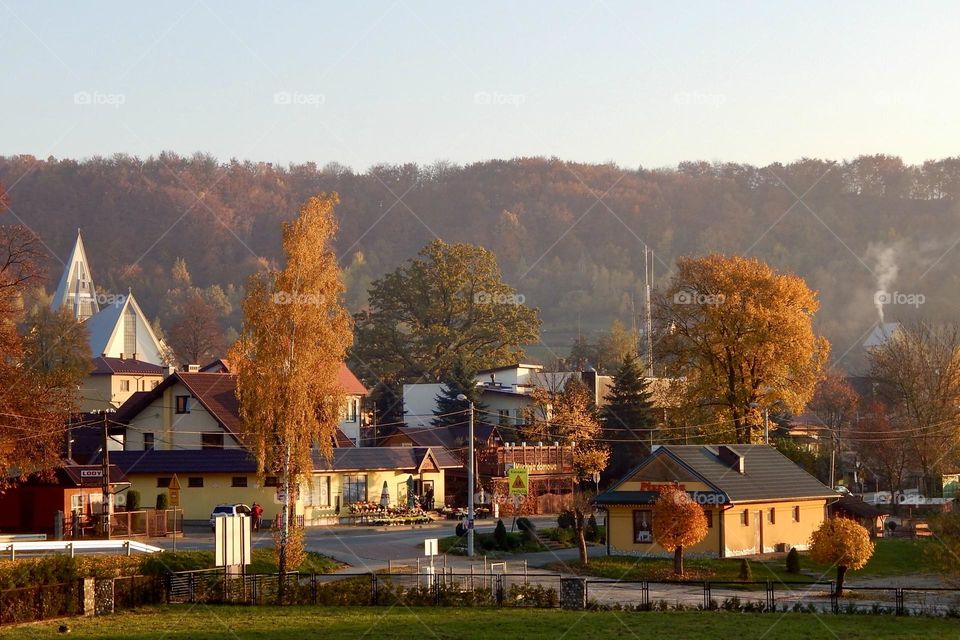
[2,1,958,170]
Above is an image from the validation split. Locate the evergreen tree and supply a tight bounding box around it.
[432,359,486,427]
[600,352,657,482]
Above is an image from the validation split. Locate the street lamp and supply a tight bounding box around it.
[456,393,475,557]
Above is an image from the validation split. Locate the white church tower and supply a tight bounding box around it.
[51,230,100,321]
[51,230,168,366]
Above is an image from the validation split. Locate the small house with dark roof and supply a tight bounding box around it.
[595,444,837,557]
[109,371,454,524]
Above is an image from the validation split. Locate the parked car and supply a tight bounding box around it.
[209,503,252,531]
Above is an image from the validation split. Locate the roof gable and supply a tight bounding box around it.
[51,231,99,321]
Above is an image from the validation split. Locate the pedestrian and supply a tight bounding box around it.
[425,487,434,510]
[252,502,264,532]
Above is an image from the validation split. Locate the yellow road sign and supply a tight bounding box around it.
[508,467,529,496]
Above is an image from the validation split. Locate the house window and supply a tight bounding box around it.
[632,509,653,543]
[705,510,713,528]
[793,506,801,523]
[120,379,130,392]
[498,409,510,425]
[143,433,154,451]
[175,395,191,414]
[201,433,224,449]
[231,477,247,488]
[343,474,367,504]
[157,477,172,488]
[768,508,776,524]
[742,509,749,526]
[188,477,204,488]
[345,398,358,423]
[264,476,280,487]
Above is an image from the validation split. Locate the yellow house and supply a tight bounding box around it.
[596,444,837,558]
[106,370,458,524]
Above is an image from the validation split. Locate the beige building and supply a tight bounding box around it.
[596,444,837,558]
[79,357,166,413]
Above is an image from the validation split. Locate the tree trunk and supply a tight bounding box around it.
[575,508,588,565]
[836,565,847,597]
[674,546,683,576]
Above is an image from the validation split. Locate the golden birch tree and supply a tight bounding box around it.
[809,517,874,596]
[229,194,352,594]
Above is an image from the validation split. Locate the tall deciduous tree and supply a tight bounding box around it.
[808,371,860,487]
[655,255,830,443]
[851,400,910,509]
[600,352,658,482]
[867,322,960,493]
[651,485,709,576]
[0,187,89,482]
[169,290,224,365]
[229,194,352,599]
[809,517,874,596]
[352,240,540,385]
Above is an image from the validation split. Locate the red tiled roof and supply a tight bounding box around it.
[198,359,366,396]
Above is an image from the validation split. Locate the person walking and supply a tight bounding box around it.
[252,502,264,532]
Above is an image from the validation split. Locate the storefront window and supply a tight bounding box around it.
[343,475,367,503]
[632,509,652,543]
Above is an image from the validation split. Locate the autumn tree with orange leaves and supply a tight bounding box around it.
[0,185,90,484]
[809,517,874,595]
[652,485,709,575]
[230,194,352,600]
[656,255,830,444]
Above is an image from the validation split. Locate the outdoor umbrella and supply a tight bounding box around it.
[379,480,390,508]
[407,475,416,509]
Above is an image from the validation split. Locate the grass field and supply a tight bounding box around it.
[140,549,340,576]
[3,606,958,639]
[547,539,947,583]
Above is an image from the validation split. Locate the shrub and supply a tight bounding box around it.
[557,512,575,529]
[738,558,753,581]
[493,519,508,549]
[554,528,574,544]
[126,490,140,511]
[516,517,536,542]
[156,493,169,510]
[786,547,801,573]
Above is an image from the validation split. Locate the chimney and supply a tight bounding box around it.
[717,445,745,474]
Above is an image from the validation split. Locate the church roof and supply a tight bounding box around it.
[51,231,99,321]
[86,292,166,365]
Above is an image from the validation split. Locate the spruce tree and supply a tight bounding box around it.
[432,359,486,427]
[600,352,657,482]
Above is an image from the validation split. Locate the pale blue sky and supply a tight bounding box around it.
[2,1,958,169]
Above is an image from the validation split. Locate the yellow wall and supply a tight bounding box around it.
[125,468,446,524]
[605,498,828,558]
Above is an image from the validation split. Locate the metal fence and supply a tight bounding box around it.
[583,578,960,616]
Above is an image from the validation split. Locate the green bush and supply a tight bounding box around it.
[156,493,169,510]
[126,490,140,511]
[554,528,574,544]
[738,559,753,581]
[585,514,599,542]
[557,512,575,529]
[494,519,508,549]
[786,548,801,573]
[516,517,536,542]
[0,556,79,589]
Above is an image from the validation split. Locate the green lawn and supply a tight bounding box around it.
[3,606,957,639]
[547,539,947,584]
[140,550,341,576]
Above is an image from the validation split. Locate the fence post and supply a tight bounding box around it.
[524,560,528,585]
[371,573,378,606]
[433,574,441,606]
[641,581,649,611]
[766,581,774,612]
[124,541,131,557]
[388,559,392,575]
[495,574,504,606]
[188,572,195,604]
[829,581,838,614]
[703,581,710,609]
[312,573,318,605]
[896,588,904,616]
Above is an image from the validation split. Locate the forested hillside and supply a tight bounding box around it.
[2,153,958,372]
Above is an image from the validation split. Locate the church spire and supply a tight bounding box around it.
[51,230,100,321]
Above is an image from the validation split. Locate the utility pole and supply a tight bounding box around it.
[457,395,475,557]
[96,409,116,538]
